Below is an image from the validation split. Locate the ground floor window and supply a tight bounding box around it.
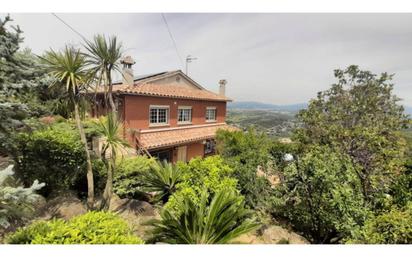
[150,149,172,162]
[204,139,216,155]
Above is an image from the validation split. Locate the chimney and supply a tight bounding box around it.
[219,79,227,96]
[120,56,135,86]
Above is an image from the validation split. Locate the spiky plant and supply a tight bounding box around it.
[39,46,95,209]
[84,34,123,112]
[142,161,182,203]
[147,190,260,244]
[95,112,129,210]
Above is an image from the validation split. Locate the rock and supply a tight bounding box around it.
[234,225,309,244]
[40,190,86,220]
[109,194,159,240]
[261,225,309,244]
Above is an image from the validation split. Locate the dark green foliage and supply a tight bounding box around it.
[7,211,144,244]
[165,156,238,215]
[294,65,410,204]
[14,124,86,196]
[390,164,412,208]
[113,155,156,200]
[272,145,369,243]
[216,128,273,211]
[347,203,412,244]
[141,161,183,203]
[147,190,259,244]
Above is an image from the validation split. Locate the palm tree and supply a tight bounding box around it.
[84,34,123,112]
[142,161,182,203]
[147,190,260,244]
[40,46,95,209]
[96,112,129,210]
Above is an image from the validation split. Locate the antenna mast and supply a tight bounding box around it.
[185,55,197,75]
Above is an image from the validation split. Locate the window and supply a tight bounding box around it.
[204,139,216,155]
[178,106,192,124]
[150,105,169,125]
[206,107,217,122]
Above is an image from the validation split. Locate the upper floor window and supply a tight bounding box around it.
[150,105,169,125]
[178,106,192,124]
[206,107,217,122]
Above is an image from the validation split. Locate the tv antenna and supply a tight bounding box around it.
[185,55,197,75]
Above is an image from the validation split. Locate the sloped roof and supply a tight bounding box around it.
[109,83,230,101]
[138,123,237,150]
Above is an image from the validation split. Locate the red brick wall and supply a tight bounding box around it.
[123,95,227,132]
[186,142,205,160]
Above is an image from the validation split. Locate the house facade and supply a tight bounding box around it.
[91,56,235,163]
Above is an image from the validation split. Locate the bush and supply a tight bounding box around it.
[347,203,412,244]
[390,164,412,208]
[14,123,86,196]
[272,145,369,243]
[164,156,238,215]
[216,128,274,211]
[113,156,156,200]
[7,211,144,244]
[0,165,45,228]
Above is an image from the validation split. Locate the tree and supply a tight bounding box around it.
[272,145,369,243]
[294,65,410,204]
[39,47,95,209]
[84,34,123,112]
[95,112,129,210]
[0,165,45,229]
[147,189,260,244]
[0,15,51,157]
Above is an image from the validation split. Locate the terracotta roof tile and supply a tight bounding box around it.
[138,123,237,150]
[97,83,231,102]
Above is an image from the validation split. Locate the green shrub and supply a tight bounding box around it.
[272,145,369,243]
[390,164,412,208]
[165,156,238,215]
[15,123,86,196]
[347,203,412,244]
[7,211,144,244]
[148,189,259,244]
[215,128,274,211]
[113,156,156,200]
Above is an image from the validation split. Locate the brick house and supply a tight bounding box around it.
[91,56,235,163]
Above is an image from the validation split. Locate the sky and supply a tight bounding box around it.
[5,13,412,105]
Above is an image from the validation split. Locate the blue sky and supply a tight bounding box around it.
[6,13,412,105]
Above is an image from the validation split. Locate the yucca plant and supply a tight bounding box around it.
[142,161,182,203]
[147,189,260,244]
[39,46,95,209]
[84,34,123,112]
[95,112,129,210]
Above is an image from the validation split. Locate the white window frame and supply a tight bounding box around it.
[178,106,192,124]
[206,107,217,122]
[149,105,170,126]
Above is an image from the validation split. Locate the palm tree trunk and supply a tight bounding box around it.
[101,160,114,210]
[107,72,116,112]
[74,103,94,210]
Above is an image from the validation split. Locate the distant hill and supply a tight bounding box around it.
[228,101,307,113]
[229,101,412,115]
